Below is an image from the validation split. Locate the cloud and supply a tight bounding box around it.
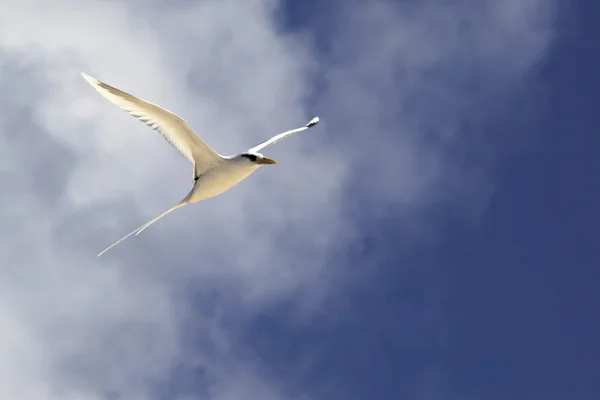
[0,0,556,399]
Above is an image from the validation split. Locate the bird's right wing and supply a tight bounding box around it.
[82,73,222,176]
[247,117,319,153]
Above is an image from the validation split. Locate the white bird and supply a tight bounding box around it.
[81,73,320,256]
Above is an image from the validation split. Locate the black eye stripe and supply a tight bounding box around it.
[242,154,258,162]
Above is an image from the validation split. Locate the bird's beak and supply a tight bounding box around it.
[257,157,278,165]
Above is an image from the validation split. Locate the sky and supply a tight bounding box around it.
[0,0,597,399]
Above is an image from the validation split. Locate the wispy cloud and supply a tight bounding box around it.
[0,0,556,399]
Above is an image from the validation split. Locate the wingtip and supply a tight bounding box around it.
[306,116,319,128]
[81,72,99,86]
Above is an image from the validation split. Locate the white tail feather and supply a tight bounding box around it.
[97,201,187,257]
[134,203,186,236]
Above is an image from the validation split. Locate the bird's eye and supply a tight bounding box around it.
[243,154,258,162]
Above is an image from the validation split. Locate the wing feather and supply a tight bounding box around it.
[247,117,319,153]
[82,73,222,176]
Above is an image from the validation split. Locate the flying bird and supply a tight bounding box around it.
[81,73,319,256]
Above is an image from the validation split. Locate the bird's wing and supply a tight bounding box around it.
[247,117,319,153]
[82,73,222,176]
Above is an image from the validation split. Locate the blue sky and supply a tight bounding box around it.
[252,1,600,399]
[0,0,597,399]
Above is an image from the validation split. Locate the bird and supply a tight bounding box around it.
[81,73,320,256]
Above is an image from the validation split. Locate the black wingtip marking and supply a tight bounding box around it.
[306,118,319,128]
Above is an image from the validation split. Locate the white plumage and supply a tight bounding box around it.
[82,73,319,256]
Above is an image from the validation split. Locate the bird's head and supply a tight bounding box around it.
[239,153,278,165]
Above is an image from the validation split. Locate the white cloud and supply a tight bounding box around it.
[0,0,556,399]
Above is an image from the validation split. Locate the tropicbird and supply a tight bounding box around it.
[81,73,319,256]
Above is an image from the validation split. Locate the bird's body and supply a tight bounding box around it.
[81,73,319,256]
[187,156,260,203]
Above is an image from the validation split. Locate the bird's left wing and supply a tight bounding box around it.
[81,73,223,177]
[247,117,319,153]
